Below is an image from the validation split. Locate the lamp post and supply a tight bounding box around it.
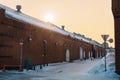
[43,40,47,67]
[101,35,113,71]
[92,40,96,59]
[19,39,23,67]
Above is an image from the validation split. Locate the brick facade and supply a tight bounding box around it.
[0,5,104,69]
[112,0,120,74]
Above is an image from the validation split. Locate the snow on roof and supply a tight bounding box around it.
[0,4,101,45]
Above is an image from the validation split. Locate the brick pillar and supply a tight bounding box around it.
[112,0,120,74]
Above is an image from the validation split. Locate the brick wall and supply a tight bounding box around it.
[112,0,120,74]
[0,8,104,67]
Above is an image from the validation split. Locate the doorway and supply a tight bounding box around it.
[66,49,70,62]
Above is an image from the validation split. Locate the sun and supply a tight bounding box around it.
[44,13,55,23]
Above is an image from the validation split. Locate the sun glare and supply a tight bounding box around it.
[44,13,55,22]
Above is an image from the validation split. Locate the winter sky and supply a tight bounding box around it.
[0,0,114,47]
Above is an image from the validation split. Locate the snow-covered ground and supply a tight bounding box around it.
[0,52,120,80]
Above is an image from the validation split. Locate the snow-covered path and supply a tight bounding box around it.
[28,59,101,80]
[0,56,120,80]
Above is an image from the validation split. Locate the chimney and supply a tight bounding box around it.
[16,5,21,12]
[61,25,65,30]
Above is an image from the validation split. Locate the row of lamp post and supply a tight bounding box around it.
[18,34,113,71]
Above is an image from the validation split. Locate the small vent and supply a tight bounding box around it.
[16,5,21,12]
[61,25,65,30]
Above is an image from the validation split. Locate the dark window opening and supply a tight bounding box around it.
[0,44,13,48]
[0,33,13,38]
[0,56,13,58]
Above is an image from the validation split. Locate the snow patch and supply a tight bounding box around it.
[88,52,115,73]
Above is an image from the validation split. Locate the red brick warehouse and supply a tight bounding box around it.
[0,4,104,70]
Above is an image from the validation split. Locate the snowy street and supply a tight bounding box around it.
[0,53,120,80]
[0,59,101,80]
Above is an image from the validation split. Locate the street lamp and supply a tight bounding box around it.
[91,40,96,59]
[19,39,23,71]
[43,40,47,67]
[101,35,113,71]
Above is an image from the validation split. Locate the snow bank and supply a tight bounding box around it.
[106,52,115,71]
[88,52,115,73]
[82,52,120,80]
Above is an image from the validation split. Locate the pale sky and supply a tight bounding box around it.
[0,0,114,47]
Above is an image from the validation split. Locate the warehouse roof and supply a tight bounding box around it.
[0,4,102,46]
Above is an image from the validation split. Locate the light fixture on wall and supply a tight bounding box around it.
[28,36,32,42]
[55,42,58,46]
[43,40,47,44]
